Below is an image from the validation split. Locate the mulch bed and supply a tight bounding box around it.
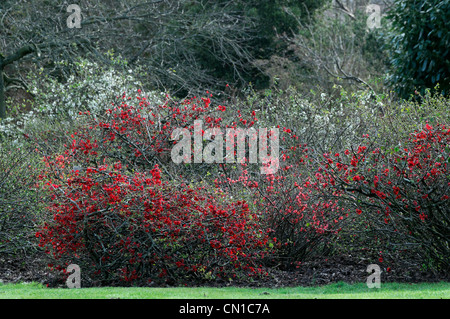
[1,251,448,289]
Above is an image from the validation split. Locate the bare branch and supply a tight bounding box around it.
[334,0,356,20]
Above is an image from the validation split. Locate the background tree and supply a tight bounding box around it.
[385,0,450,98]
[0,0,330,119]
[270,0,391,94]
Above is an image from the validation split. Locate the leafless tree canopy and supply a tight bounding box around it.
[0,0,264,117]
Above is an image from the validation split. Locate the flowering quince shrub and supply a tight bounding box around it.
[35,156,270,285]
[34,87,449,285]
[220,171,350,268]
[304,123,450,270]
[34,92,274,285]
[34,90,356,283]
[212,126,353,268]
[83,90,231,179]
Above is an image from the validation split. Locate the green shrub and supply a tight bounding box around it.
[0,140,45,257]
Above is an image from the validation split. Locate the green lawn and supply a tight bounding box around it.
[0,281,449,299]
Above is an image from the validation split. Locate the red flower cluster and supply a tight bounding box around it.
[36,160,271,283]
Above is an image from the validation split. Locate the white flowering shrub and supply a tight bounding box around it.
[235,85,386,153]
[29,58,165,119]
[0,56,166,140]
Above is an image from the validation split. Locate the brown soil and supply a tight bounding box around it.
[1,252,447,288]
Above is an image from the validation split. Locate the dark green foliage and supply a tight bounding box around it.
[248,0,329,56]
[386,0,450,98]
